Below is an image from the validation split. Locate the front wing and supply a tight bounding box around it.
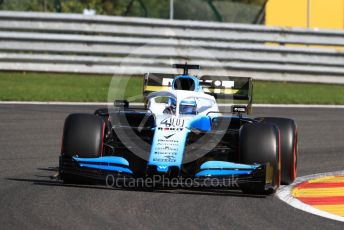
[59,156,274,190]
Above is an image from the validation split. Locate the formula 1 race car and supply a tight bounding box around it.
[59,64,298,194]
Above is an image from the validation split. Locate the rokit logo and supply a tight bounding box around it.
[158,127,183,131]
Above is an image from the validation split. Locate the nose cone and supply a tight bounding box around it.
[146,165,180,178]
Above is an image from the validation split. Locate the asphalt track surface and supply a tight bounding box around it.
[0,104,343,229]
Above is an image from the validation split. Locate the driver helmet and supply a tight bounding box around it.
[180,99,197,115]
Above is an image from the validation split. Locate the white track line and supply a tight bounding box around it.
[0,101,111,106]
[253,104,344,108]
[1,101,344,108]
[277,170,344,222]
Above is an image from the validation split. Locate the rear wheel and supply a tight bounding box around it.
[259,117,297,185]
[239,122,281,194]
[60,113,105,183]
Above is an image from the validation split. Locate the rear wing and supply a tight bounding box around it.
[200,75,252,98]
[199,75,252,114]
[143,73,174,96]
[143,73,253,113]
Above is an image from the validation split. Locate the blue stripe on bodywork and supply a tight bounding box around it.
[195,169,253,177]
[72,156,132,174]
[189,115,211,132]
[73,156,129,166]
[77,163,133,174]
[195,161,260,177]
[200,161,258,170]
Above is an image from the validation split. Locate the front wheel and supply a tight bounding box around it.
[60,113,106,183]
[239,122,281,195]
[259,117,297,185]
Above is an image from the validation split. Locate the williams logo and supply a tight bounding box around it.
[158,165,168,170]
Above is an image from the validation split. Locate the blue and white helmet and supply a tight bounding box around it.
[179,99,197,115]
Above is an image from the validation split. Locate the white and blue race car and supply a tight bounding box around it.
[59,64,298,194]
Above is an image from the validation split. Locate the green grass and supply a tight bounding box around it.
[0,72,143,102]
[1,72,344,104]
[254,81,344,104]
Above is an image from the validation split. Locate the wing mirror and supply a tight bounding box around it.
[189,116,211,132]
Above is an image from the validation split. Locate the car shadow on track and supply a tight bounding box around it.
[6,167,267,199]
